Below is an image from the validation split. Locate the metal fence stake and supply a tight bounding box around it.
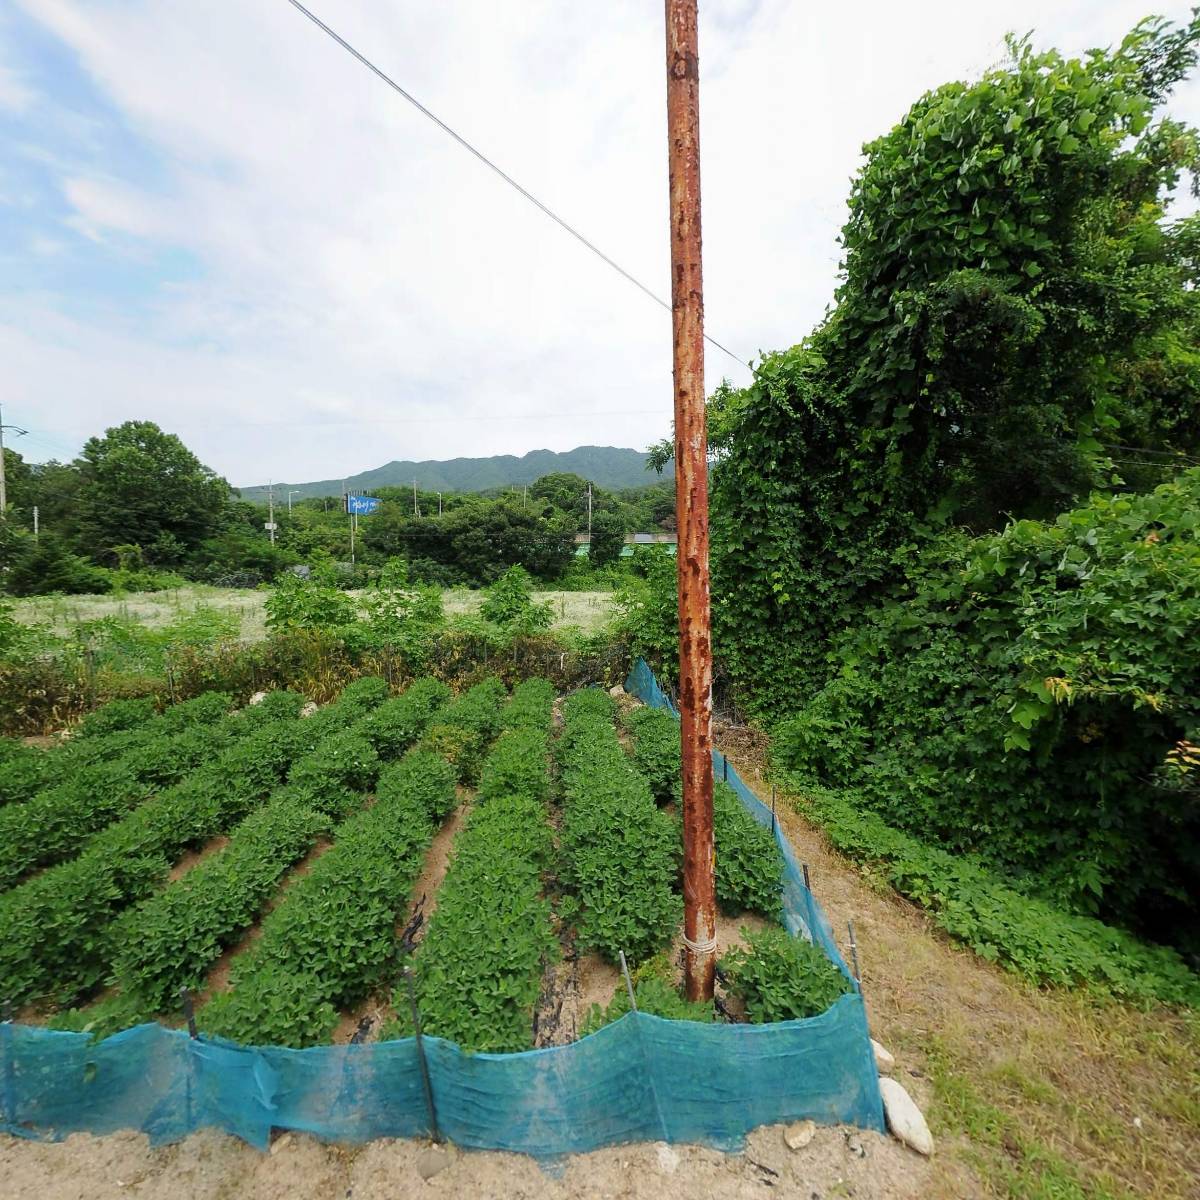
[847,921,861,983]
[404,967,441,1144]
[619,951,638,1013]
[802,862,812,893]
[179,986,198,1038]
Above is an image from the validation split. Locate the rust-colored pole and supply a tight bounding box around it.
[665,0,715,1002]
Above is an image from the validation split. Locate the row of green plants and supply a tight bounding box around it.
[0,692,243,890]
[789,781,1200,1008]
[621,704,785,921]
[0,686,383,1008]
[199,749,458,1046]
[90,676,457,1030]
[0,691,229,808]
[392,680,558,1052]
[557,690,681,963]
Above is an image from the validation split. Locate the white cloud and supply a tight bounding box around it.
[6,0,1200,486]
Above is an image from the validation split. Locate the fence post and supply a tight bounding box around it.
[404,967,440,1143]
[1,1000,15,1135]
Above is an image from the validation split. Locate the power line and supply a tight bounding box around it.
[279,0,750,371]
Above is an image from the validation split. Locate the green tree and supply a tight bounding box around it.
[74,421,231,564]
[588,510,626,567]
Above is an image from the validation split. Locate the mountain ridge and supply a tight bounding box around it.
[237,445,672,503]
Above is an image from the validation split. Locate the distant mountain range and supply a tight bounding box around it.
[238,446,672,504]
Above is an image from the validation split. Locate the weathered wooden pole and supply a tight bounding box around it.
[665,0,716,1002]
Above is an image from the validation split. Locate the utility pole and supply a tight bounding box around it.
[267,481,276,545]
[587,483,593,540]
[288,489,300,514]
[0,402,29,518]
[413,478,419,517]
[33,505,39,541]
[437,492,443,516]
[665,0,716,1002]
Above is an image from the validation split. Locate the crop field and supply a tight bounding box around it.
[0,676,845,1050]
[10,584,616,642]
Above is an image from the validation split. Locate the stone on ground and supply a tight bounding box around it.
[872,1038,895,1074]
[879,1077,934,1156]
[783,1119,816,1150]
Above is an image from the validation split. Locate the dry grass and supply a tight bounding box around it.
[716,727,1200,1200]
[11,585,616,641]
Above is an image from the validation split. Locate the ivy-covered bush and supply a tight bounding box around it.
[775,473,1200,948]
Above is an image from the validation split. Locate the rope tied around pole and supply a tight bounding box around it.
[682,931,718,957]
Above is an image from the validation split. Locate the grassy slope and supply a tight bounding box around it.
[718,732,1200,1200]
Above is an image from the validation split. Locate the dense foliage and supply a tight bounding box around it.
[720,926,852,1024]
[200,748,455,1046]
[557,690,680,962]
[790,783,1200,1007]
[396,682,557,1052]
[706,17,1200,712]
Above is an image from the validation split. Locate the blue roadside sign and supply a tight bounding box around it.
[345,495,382,515]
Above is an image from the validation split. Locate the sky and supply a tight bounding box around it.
[1,1,1198,489]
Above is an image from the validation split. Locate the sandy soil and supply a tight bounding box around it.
[1,1121,935,1200]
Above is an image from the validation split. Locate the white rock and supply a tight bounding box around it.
[248,691,268,706]
[608,684,626,698]
[783,1119,816,1150]
[269,1132,293,1156]
[879,1077,934,1156]
[655,1142,680,1174]
[300,701,319,718]
[871,1038,895,1074]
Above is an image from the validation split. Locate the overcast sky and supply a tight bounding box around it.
[1,1,1197,488]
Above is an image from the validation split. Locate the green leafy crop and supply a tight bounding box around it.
[558,690,680,963]
[720,926,851,1024]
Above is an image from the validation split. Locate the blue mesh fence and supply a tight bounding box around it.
[1,661,883,1153]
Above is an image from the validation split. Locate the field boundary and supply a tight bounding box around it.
[0,662,883,1155]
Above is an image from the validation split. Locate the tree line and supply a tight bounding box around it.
[0,424,676,595]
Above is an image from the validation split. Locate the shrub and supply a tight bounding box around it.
[622,706,680,803]
[720,926,851,1023]
[354,677,450,760]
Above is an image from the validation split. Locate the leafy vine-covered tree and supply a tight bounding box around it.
[708,14,1200,705]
